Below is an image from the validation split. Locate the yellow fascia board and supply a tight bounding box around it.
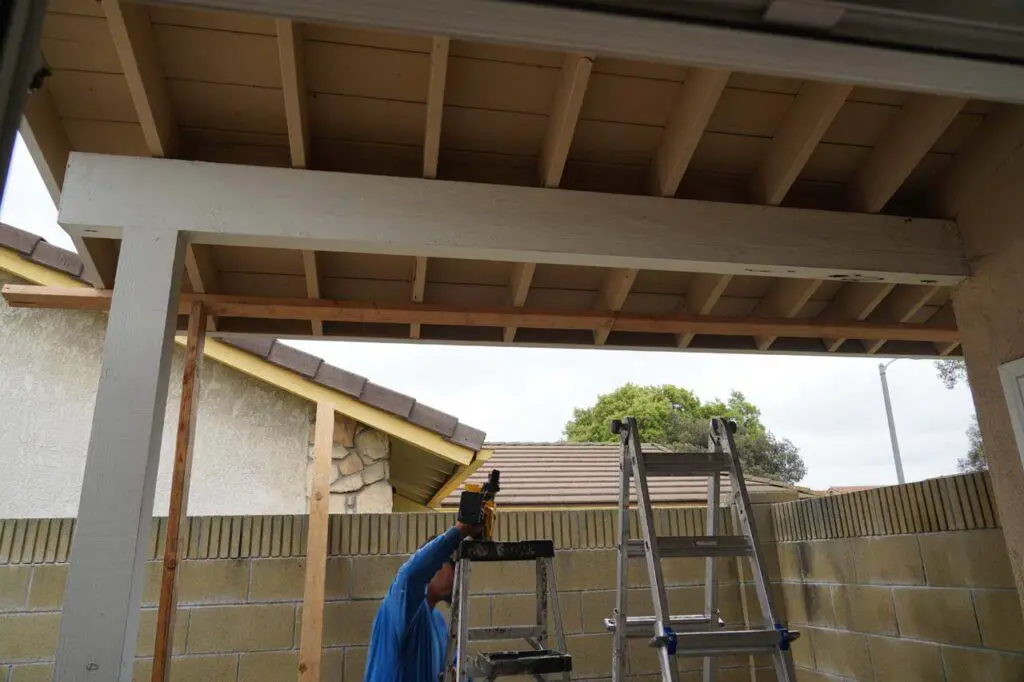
[1,245,476,467]
[427,447,493,508]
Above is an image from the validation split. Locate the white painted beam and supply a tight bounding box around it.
[184,243,220,331]
[410,256,428,339]
[819,282,895,351]
[676,273,732,348]
[154,0,1024,104]
[59,154,967,285]
[847,94,966,213]
[752,278,822,350]
[651,68,729,197]
[102,0,177,157]
[540,53,593,188]
[751,81,852,205]
[277,19,310,169]
[502,262,536,343]
[54,229,185,681]
[863,284,942,354]
[423,36,450,179]
[594,267,638,344]
[301,249,322,336]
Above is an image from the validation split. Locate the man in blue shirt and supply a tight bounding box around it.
[364,520,482,681]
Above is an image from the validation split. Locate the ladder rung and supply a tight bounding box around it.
[626,535,752,558]
[603,614,725,636]
[469,625,542,641]
[642,452,731,477]
[669,629,789,656]
[467,650,573,676]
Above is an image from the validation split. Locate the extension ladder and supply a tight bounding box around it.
[605,416,799,682]
[443,539,573,681]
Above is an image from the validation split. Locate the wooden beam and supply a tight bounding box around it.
[151,303,206,682]
[410,256,427,339]
[427,448,493,508]
[864,284,942,354]
[301,250,322,336]
[752,278,822,351]
[594,267,638,345]
[184,244,220,331]
[540,53,593,188]
[677,273,732,348]
[502,262,536,344]
[651,68,729,197]
[930,105,1024,218]
[60,154,968,286]
[423,36,450,179]
[102,0,177,157]
[277,19,310,169]
[298,402,334,682]
[847,94,966,213]
[54,231,185,678]
[819,282,896,351]
[751,81,851,205]
[2,285,960,344]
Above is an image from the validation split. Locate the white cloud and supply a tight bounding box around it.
[3,140,977,490]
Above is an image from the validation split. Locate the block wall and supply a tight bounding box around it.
[771,472,1024,681]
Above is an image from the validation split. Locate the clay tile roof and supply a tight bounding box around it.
[0,223,89,282]
[223,339,487,451]
[441,442,812,507]
[0,223,487,452]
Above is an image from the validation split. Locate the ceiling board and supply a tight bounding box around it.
[708,88,793,138]
[214,245,304,275]
[689,132,768,175]
[183,142,291,168]
[154,24,281,88]
[932,112,986,155]
[727,72,803,95]
[425,283,507,307]
[42,13,122,73]
[580,73,680,126]
[147,5,276,35]
[441,107,546,156]
[799,143,868,183]
[446,57,559,115]
[560,160,647,195]
[309,93,424,146]
[823,100,898,146]
[64,119,149,156]
[318,252,414,280]
[315,138,421,176]
[302,22,431,52]
[47,0,105,18]
[631,270,691,295]
[304,41,429,101]
[427,258,514,286]
[592,57,686,82]
[532,263,606,291]
[448,40,562,67]
[218,272,307,297]
[47,71,138,122]
[321,279,413,304]
[570,119,660,165]
[169,80,286,134]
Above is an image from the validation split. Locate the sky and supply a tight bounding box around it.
[1,135,978,490]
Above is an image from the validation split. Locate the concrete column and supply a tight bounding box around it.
[55,230,185,681]
[950,144,1024,608]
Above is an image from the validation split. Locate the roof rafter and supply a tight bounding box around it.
[410,256,428,339]
[864,284,942,354]
[301,250,322,336]
[676,273,732,348]
[752,278,822,351]
[502,262,536,344]
[423,36,450,179]
[540,53,593,188]
[819,282,896,351]
[276,18,310,169]
[594,267,638,345]
[184,244,221,331]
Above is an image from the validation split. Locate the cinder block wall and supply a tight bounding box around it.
[771,472,1024,681]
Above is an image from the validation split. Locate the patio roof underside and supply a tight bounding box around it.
[24,0,1020,356]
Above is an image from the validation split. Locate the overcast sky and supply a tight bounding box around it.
[1,135,978,490]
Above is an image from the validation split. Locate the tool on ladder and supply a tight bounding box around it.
[605,417,799,682]
[443,469,573,681]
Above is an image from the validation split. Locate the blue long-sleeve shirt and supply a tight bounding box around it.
[364,526,463,682]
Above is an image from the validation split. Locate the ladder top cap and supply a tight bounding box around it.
[456,539,555,562]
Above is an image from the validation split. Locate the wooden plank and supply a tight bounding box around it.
[864,285,943,353]
[423,36,450,179]
[298,402,335,682]
[2,285,962,344]
[502,262,536,343]
[410,255,428,339]
[300,250,322,336]
[102,0,178,157]
[540,53,593,188]
[820,282,896,351]
[751,81,852,205]
[151,303,206,682]
[676,273,731,348]
[847,94,966,213]
[652,68,730,197]
[752,278,822,350]
[277,19,310,169]
[60,153,968,286]
[593,267,637,345]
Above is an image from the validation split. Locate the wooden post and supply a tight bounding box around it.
[152,302,207,682]
[298,403,335,681]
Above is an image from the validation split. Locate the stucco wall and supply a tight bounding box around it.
[0,294,311,518]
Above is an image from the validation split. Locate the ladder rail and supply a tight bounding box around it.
[703,465,721,682]
[612,435,631,681]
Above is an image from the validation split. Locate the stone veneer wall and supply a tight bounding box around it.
[770,471,1024,681]
[0,474,1021,681]
[314,415,392,515]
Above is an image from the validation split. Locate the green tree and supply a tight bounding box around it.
[563,384,807,483]
[934,359,987,472]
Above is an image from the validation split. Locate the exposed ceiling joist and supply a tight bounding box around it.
[410,256,428,339]
[60,154,968,286]
[864,284,943,354]
[819,282,896,351]
[847,94,966,213]
[276,19,310,169]
[751,81,852,205]
[102,0,177,157]
[423,36,450,179]
[594,267,638,344]
[676,273,732,348]
[651,68,729,197]
[752,278,822,351]
[502,262,536,344]
[184,244,221,331]
[540,53,593,188]
[300,249,322,336]
[1,285,959,345]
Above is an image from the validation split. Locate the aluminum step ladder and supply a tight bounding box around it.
[443,539,573,681]
[605,416,799,682]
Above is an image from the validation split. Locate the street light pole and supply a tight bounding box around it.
[879,359,906,485]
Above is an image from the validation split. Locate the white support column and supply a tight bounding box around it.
[55,229,185,681]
